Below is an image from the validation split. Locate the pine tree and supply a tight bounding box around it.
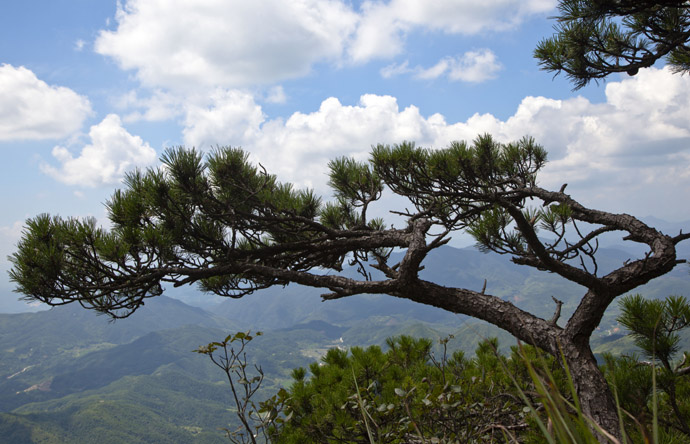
[535,0,690,88]
[10,137,690,439]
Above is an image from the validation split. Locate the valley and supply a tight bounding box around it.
[1,245,689,443]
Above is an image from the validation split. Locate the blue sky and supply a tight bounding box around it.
[1,0,689,310]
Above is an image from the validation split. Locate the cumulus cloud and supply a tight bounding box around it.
[349,0,555,62]
[182,89,266,149]
[250,95,435,187]
[0,64,92,141]
[95,0,359,90]
[94,1,554,90]
[41,114,157,187]
[446,50,503,82]
[180,67,690,220]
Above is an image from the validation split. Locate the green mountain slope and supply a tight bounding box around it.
[0,296,236,377]
[0,302,339,443]
[0,244,688,443]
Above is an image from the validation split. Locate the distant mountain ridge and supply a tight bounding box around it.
[209,243,690,332]
[0,242,688,443]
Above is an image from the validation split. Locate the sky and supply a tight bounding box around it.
[1,0,689,310]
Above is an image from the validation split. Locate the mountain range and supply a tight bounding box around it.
[0,241,689,443]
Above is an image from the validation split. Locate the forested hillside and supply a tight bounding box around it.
[1,245,689,442]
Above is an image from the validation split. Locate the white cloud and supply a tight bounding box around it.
[265,86,287,105]
[446,50,503,82]
[382,50,502,83]
[250,94,434,188]
[95,0,359,90]
[179,67,690,220]
[385,0,554,32]
[349,0,556,62]
[380,61,412,78]
[180,92,435,188]
[41,114,157,187]
[0,64,92,141]
[115,89,182,123]
[182,89,266,149]
[348,2,409,62]
[94,1,554,91]
[416,59,451,80]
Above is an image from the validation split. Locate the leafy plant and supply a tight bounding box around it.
[270,336,544,444]
[196,331,288,444]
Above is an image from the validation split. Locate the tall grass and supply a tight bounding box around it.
[503,342,671,444]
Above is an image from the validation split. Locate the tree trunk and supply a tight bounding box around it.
[398,281,623,440]
[561,340,621,443]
